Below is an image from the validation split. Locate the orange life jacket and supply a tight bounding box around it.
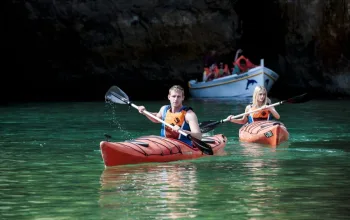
[248,108,271,123]
[161,106,192,145]
[233,56,257,72]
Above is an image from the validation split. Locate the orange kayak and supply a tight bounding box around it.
[239,121,289,146]
[100,134,227,167]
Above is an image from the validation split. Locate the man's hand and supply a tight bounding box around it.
[172,125,181,132]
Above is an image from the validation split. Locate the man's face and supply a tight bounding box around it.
[168,90,184,107]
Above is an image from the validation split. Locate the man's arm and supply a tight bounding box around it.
[234,49,243,61]
[184,110,202,140]
[138,106,164,123]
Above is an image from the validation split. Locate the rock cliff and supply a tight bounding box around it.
[3,0,350,101]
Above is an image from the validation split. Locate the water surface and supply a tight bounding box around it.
[1,98,350,219]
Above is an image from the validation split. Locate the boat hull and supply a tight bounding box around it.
[100,134,227,167]
[188,66,279,98]
[239,121,289,146]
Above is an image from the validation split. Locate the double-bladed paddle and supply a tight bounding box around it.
[199,93,311,133]
[105,86,214,155]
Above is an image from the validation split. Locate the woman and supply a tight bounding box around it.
[226,86,280,124]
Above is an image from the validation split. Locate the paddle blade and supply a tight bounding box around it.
[187,135,214,155]
[105,86,130,104]
[285,93,311,104]
[199,120,221,133]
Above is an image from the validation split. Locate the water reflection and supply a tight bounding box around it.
[239,141,290,154]
[99,163,199,219]
[237,142,289,217]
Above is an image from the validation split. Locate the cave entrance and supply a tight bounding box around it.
[234,0,286,67]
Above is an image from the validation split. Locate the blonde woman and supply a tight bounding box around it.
[226,86,280,124]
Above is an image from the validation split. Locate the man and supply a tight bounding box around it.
[232,58,248,75]
[137,85,202,146]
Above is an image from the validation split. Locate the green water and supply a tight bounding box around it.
[1,99,350,219]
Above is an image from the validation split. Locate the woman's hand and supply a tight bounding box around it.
[138,106,146,114]
[226,115,233,121]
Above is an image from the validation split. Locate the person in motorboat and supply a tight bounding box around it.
[202,67,211,82]
[203,64,217,82]
[231,49,257,75]
[232,58,248,75]
[231,48,243,75]
[225,85,280,124]
[218,63,231,78]
[137,85,202,146]
[232,56,257,75]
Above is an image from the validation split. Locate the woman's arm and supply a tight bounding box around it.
[226,105,249,124]
[268,106,280,119]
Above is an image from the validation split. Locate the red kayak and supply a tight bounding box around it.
[239,121,289,146]
[100,134,227,167]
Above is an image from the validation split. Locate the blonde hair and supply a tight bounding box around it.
[169,85,185,96]
[252,85,267,108]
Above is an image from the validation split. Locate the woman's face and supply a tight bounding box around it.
[257,91,266,103]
